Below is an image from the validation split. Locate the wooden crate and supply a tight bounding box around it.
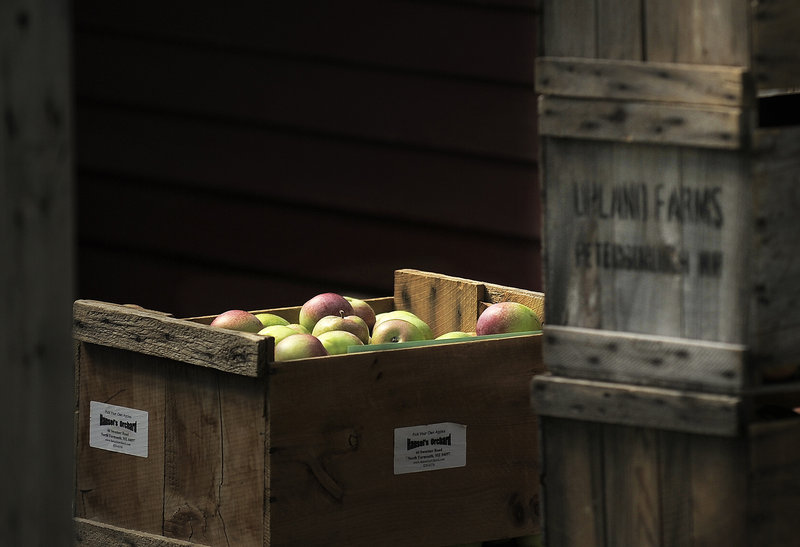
[73,269,545,547]
[536,2,800,392]
[531,373,800,547]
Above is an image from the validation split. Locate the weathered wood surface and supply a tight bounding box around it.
[532,374,743,436]
[539,95,745,149]
[540,415,751,547]
[0,0,75,545]
[75,517,210,546]
[73,299,268,377]
[752,0,800,91]
[268,333,544,546]
[543,325,749,393]
[536,57,750,106]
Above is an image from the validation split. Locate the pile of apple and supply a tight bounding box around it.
[209,292,542,361]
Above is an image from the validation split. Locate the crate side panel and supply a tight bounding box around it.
[596,0,643,60]
[74,343,166,535]
[161,363,267,545]
[268,335,544,546]
[540,0,597,58]
[543,138,751,344]
[540,417,606,547]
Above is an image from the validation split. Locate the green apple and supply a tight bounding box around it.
[274,333,328,361]
[258,324,298,345]
[475,301,541,335]
[374,310,433,340]
[370,318,426,344]
[254,312,290,328]
[435,331,475,340]
[316,330,364,355]
[344,296,377,331]
[286,323,309,335]
[209,309,263,333]
[312,314,370,344]
[298,292,354,333]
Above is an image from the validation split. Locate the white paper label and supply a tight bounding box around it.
[89,401,149,458]
[394,422,466,475]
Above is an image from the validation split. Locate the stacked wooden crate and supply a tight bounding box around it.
[532,1,800,545]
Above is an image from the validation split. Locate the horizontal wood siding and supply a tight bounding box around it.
[73,1,542,316]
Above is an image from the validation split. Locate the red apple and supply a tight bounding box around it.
[210,309,263,333]
[298,293,354,333]
[476,302,541,335]
[344,296,377,331]
[274,333,328,361]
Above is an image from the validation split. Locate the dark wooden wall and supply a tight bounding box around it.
[73,1,541,317]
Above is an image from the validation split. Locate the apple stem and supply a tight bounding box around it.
[339,310,345,318]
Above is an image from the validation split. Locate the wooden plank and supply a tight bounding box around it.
[601,424,660,546]
[535,57,750,106]
[73,300,268,377]
[161,363,267,545]
[75,517,210,547]
[0,1,75,545]
[597,0,643,60]
[542,325,749,392]
[267,333,544,546]
[538,95,746,149]
[393,269,485,336]
[74,343,166,536]
[531,374,743,436]
[643,0,750,65]
[752,0,800,91]
[539,417,605,547]
[539,0,597,57]
[657,430,693,546]
[74,0,538,85]
[73,33,537,162]
[75,105,541,241]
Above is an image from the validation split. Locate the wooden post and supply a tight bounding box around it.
[0,0,75,545]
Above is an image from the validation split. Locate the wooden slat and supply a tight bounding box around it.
[539,0,597,58]
[74,0,538,85]
[73,33,537,162]
[531,374,743,436]
[538,95,745,149]
[73,300,268,377]
[542,325,749,393]
[535,57,750,107]
[74,344,167,536]
[75,517,210,547]
[752,0,800,91]
[75,105,541,241]
[597,0,643,60]
[268,333,544,546]
[539,417,605,547]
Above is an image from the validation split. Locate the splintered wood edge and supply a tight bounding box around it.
[73,300,268,377]
[74,517,211,546]
[543,325,748,393]
[531,374,743,437]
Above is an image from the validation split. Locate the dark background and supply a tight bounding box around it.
[73,0,542,317]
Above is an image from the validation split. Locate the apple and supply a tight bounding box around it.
[274,333,328,361]
[344,296,377,331]
[254,312,290,328]
[316,330,364,355]
[475,301,541,335]
[258,324,298,345]
[312,314,370,344]
[435,331,475,340]
[370,318,426,344]
[286,323,309,335]
[374,310,433,340]
[298,292,354,333]
[210,309,263,333]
